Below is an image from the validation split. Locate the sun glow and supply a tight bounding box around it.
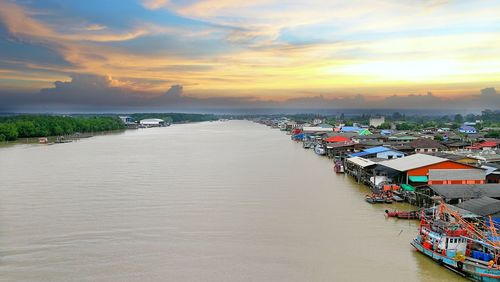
[337,60,460,82]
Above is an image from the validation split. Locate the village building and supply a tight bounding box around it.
[428,168,486,185]
[455,196,500,218]
[349,146,405,160]
[422,184,500,205]
[459,125,478,134]
[408,138,447,153]
[139,118,167,127]
[345,157,378,185]
[369,116,385,128]
[351,134,388,143]
[388,135,418,143]
[374,153,479,185]
[428,152,480,166]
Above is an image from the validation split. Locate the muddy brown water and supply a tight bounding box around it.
[0,120,464,281]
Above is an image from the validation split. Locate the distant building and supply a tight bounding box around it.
[459,125,477,134]
[369,116,385,128]
[140,118,167,127]
[408,138,447,153]
[312,118,324,125]
[119,116,135,124]
[340,126,362,133]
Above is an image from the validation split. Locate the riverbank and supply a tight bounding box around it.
[0,113,221,145]
[0,129,127,148]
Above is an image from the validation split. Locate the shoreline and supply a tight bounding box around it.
[0,120,221,148]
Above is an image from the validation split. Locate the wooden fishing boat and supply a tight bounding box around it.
[411,203,500,281]
[365,193,385,204]
[385,210,419,219]
[334,161,344,173]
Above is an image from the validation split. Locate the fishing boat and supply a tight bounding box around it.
[411,203,500,281]
[302,141,313,149]
[334,160,344,173]
[385,210,419,219]
[314,144,326,155]
[365,193,386,204]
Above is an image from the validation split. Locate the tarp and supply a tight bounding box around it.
[324,136,349,142]
[401,184,415,191]
[409,176,428,182]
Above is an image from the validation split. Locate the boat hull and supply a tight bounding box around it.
[411,240,500,281]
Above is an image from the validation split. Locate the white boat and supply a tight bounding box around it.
[314,144,326,155]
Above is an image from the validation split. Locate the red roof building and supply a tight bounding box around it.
[324,136,350,143]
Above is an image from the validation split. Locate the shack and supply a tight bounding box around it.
[345,157,377,185]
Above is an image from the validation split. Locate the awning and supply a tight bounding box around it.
[409,176,428,182]
[401,184,415,192]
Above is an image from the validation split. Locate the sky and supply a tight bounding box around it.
[0,0,499,112]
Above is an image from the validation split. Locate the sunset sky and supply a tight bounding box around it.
[0,0,499,111]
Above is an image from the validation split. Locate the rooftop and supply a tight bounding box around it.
[428,169,486,181]
[428,184,500,199]
[455,196,500,217]
[377,153,447,172]
[408,138,447,149]
[346,157,377,168]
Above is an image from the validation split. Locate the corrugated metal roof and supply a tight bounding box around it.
[325,141,356,149]
[429,184,500,199]
[349,151,371,157]
[377,154,446,172]
[456,196,500,216]
[429,169,486,181]
[364,146,392,154]
[302,127,333,133]
[348,146,394,157]
[341,126,362,132]
[346,157,377,168]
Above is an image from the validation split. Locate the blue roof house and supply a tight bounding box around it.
[349,146,404,159]
[459,125,477,134]
[341,126,362,132]
[376,150,405,159]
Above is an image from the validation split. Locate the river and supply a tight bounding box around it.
[0,120,464,281]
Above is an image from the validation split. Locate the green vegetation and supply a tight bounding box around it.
[376,122,392,129]
[130,113,218,123]
[0,115,124,141]
[485,130,500,138]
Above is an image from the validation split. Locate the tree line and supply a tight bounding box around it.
[0,115,125,141]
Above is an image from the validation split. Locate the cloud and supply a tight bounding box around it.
[141,0,170,10]
[1,0,500,104]
[84,24,106,31]
[0,73,498,112]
